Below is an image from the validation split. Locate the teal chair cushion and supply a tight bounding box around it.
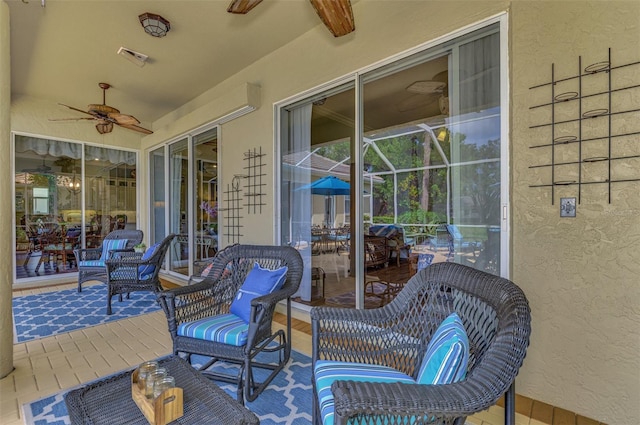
[100,238,128,261]
[416,312,469,384]
[177,313,249,346]
[314,360,415,425]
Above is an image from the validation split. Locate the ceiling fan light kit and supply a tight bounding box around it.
[96,122,114,134]
[138,12,171,37]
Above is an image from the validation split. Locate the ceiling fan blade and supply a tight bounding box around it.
[108,112,141,126]
[309,0,355,37]
[227,0,263,14]
[59,103,96,117]
[116,122,154,135]
[49,117,96,122]
[396,93,440,113]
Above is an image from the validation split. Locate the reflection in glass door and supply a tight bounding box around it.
[150,127,219,279]
[169,139,189,276]
[150,146,166,247]
[193,128,218,267]
[14,135,137,282]
[280,23,505,310]
[280,84,356,304]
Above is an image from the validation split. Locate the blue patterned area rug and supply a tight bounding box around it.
[13,285,162,343]
[22,350,313,425]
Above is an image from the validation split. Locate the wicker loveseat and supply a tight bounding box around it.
[311,262,531,425]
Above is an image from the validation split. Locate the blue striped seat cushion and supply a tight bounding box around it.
[100,239,128,260]
[78,260,105,268]
[314,360,415,425]
[416,312,469,385]
[177,313,249,346]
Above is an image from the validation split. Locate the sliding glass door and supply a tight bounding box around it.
[149,126,218,279]
[14,134,138,283]
[279,22,506,308]
[168,138,189,276]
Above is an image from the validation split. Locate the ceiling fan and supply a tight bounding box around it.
[227,0,355,37]
[50,83,153,135]
[398,70,449,114]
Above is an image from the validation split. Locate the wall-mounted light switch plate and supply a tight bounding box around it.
[560,197,576,217]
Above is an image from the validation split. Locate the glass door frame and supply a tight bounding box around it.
[148,123,220,280]
[275,14,510,309]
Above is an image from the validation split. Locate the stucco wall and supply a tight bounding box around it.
[510,1,640,423]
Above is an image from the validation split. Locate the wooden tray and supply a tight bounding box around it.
[131,369,184,425]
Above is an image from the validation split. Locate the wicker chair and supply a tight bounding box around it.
[311,262,531,425]
[74,229,144,293]
[103,234,175,315]
[156,244,303,404]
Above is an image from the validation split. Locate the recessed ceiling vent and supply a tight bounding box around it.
[117,47,148,67]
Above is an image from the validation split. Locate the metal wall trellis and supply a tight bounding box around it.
[243,147,266,214]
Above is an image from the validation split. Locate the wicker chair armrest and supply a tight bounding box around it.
[251,282,298,309]
[107,249,141,259]
[105,254,145,267]
[157,278,236,332]
[311,304,390,323]
[73,247,102,261]
[331,380,486,424]
[311,305,416,363]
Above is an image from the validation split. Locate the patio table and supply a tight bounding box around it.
[65,355,259,425]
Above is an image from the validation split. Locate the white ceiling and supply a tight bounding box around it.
[7,0,326,129]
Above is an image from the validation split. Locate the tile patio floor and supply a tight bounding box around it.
[1,282,601,425]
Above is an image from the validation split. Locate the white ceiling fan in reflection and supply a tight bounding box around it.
[399,71,449,115]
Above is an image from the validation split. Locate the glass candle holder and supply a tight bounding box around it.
[145,368,167,398]
[136,361,159,391]
[153,375,176,399]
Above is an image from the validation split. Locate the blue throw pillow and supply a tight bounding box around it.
[138,243,160,280]
[229,262,288,323]
[100,239,128,261]
[416,312,469,385]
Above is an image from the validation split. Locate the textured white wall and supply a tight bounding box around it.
[510,1,640,423]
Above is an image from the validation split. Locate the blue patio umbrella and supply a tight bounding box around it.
[297,175,350,196]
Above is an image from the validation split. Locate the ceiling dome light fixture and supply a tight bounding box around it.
[138,13,171,38]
